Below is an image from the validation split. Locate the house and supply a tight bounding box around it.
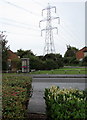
[8,50,19,60]
[76,47,87,61]
[7,50,20,71]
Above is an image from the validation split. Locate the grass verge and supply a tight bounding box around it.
[31,67,87,74]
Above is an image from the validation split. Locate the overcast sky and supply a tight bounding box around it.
[0,0,86,56]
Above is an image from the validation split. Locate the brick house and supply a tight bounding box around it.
[7,50,20,71]
[76,47,87,61]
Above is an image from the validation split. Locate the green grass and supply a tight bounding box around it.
[2,67,87,75]
[30,67,87,74]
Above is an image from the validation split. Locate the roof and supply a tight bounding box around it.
[78,46,87,52]
[8,50,18,60]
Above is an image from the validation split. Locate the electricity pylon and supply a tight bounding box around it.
[39,3,60,55]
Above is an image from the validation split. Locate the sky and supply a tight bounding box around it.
[0,0,86,56]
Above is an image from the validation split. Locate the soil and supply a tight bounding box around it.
[27,113,47,120]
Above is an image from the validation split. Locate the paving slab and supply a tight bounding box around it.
[28,89,46,114]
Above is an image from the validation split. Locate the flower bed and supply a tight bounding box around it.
[2,75,32,119]
[44,86,87,120]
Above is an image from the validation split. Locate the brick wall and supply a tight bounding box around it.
[8,50,18,60]
[76,47,87,61]
[7,50,19,72]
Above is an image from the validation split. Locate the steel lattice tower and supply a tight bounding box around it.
[39,3,60,55]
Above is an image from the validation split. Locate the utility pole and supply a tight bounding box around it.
[39,3,60,55]
[0,31,7,52]
[0,31,6,40]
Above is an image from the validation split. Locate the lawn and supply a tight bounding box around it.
[30,67,87,74]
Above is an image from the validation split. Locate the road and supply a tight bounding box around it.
[32,74,87,78]
[33,77,86,82]
[32,74,86,90]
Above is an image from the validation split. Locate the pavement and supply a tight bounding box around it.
[28,90,46,114]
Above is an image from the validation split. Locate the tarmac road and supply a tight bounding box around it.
[32,74,87,78]
[33,77,86,83]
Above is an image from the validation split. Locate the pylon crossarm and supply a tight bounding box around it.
[42,5,56,16]
[49,6,56,13]
[39,17,60,28]
[41,27,58,31]
[52,17,60,24]
[41,27,58,36]
[39,19,47,28]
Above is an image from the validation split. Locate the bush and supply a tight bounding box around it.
[2,75,32,119]
[63,57,79,66]
[44,86,87,120]
[43,59,57,70]
[81,56,87,66]
[43,53,64,69]
[11,58,21,71]
[30,56,44,70]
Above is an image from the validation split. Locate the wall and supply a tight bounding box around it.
[76,47,87,61]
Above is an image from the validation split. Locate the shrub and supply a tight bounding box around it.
[2,75,32,119]
[81,56,87,66]
[44,86,87,120]
[43,59,57,70]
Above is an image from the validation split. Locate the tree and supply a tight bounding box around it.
[0,33,9,70]
[16,50,64,70]
[17,49,34,58]
[64,45,79,65]
[29,56,44,70]
[43,59,57,70]
[64,45,78,58]
[43,53,57,61]
[43,53,63,69]
[11,58,21,71]
[81,56,87,66]
[17,49,44,70]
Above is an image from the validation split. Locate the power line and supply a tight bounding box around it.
[0,17,39,29]
[29,0,44,7]
[48,1,82,43]
[1,0,39,16]
[1,0,82,46]
[59,24,79,44]
[5,30,41,37]
[0,21,40,31]
[55,6,82,43]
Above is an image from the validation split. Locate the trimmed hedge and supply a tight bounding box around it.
[2,75,32,119]
[44,86,87,120]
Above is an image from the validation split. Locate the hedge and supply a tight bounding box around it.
[44,86,87,120]
[2,75,32,120]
